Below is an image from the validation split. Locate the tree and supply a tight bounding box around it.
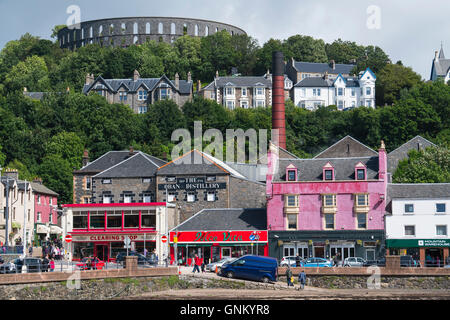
[282,35,328,63]
[44,131,84,169]
[51,25,67,39]
[376,63,422,106]
[325,39,365,64]
[4,55,50,91]
[354,45,390,74]
[182,96,232,133]
[254,38,284,75]
[38,155,73,204]
[145,100,186,144]
[393,147,450,183]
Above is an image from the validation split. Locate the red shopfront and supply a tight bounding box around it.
[169,230,268,265]
[63,203,166,262]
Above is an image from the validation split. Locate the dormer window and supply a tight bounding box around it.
[355,162,367,180]
[286,165,297,182]
[322,163,334,181]
[119,92,127,102]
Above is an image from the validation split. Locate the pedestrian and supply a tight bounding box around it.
[296,254,301,267]
[285,265,293,287]
[298,270,306,290]
[42,255,50,272]
[192,254,201,273]
[49,257,55,272]
[143,247,148,258]
[332,254,338,267]
[436,256,440,268]
[28,245,33,257]
[201,260,206,273]
[335,252,341,267]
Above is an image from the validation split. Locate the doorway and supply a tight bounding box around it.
[95,244,108,261]
[314,246,325,258]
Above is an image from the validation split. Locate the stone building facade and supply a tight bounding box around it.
[83,71,193,112]
[155,150,266,223]
[58,17,246,50]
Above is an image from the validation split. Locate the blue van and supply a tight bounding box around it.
[219,255,278,283]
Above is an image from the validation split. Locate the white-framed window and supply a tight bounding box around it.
[337,100,344,109]
[436,225,447,236]
[287,214,297,230]
[119,92,127,102]
[241,101,249,108]
[285,195,298,207]
[337,88,344,96]
[167,191,176,202]
[143,194,152,203]
[356,194,369,207]
[86,177,91,190]
[207,191,216,202]
[37,195,41,204]
[324,213,334,229]
[49,212,53,223]
[351,88,356,97]
[404,204,414,214]
[313,88,321,96]
[138,106,148,114]
[356,169,366,180]
[226,87,234,96]
[241,88,247,96]
[323,194,336,207]
[256,100,265,107]
[324,169,333,181]
[187,192,196,202]
[49,197,52,205]
[436,203,446,213]
[366,87,371,95]
[256,87,264,96]
[138,90,148,101]
[404,225,415,236]
[103,195,112,204]
[124,194,132,203]
[356,213,367,229]
[366,100,372,107]
[301,88,306,97]
[287,170,296,181]
[226,100,235,109]
[37,212,41,222]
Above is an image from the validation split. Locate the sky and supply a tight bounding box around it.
[0,0,449,79]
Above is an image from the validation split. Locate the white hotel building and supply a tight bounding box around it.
[385,183,450,266]
[292,68,376,111]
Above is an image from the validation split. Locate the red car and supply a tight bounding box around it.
[76,257,105,270]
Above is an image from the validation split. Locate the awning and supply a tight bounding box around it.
[50,225,63,234]
[36,224,49,234]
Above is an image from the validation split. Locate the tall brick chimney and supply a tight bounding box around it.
[272,51,286,149]
[82,149,90,167]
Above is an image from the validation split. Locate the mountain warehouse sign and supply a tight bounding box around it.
[387,239,450,248]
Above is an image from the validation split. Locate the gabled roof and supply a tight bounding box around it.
[170,208,267,232]
[293,61,355,75]
[274,156,379,182]
[359,68,377,80]
[294,75,361,88]
[387,135,436,174]
[156,150,246,178]
[215,76,271,88]
[93,152,164,178]
[30,182,59,196]
[387,183,450,203]
[314,136,378,159]
[83,75,192,95]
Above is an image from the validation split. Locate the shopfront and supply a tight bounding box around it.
[169,230,268,265]
[386,239,450,267]
[168,208,268,265]
[63,203,172,262]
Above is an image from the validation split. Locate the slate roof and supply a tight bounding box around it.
[274,157,379,182]
[293,61,355,75]
[387,183,450,202]
[93,152,164,178]
[215,76,271,88]
[83,75,192,95]
[294,75,361,88]
[30,182,59,196]
[75,150,166,174]
[171,208,267,231]
[387,136,436,174]
[157,150,246,178]
[314,136,378,159]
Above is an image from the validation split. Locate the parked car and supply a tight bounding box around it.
[280,256,303,267]
[400,255,419,267]
[206,257,236,272]
[363,258,386,267]
[343,257,366,267]
[12,258,47,273]
[301,257,333,267]
[0,262,17,274]
[76,257,105,270]
[219,255,278,283]
[115,251,157,266]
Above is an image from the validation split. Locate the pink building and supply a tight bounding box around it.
[266,136,387,263]
[31,179,59,246]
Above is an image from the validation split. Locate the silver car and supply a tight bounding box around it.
[343,257,366,267]
[206,257,236,272]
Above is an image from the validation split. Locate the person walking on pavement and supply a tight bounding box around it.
[49,257,55,272]
[285,265,293,287]
[296,254,301,267]
[298,270,306,290]
[192,254,201,273]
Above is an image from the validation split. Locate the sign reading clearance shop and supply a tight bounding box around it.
[169,231,268,244]
[71,234,156,242]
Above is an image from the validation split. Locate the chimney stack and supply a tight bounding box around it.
[133,70,140,81]
[330,60,336,70]
[197,80,202,93]
[175,73,180,90]
[272,51,286,150]
[187,71,192,82]
[215,70,219,79]
[435,50,439,62]
[4,168,19,181]
[33,177,43,185]
[129,146,134,156]
[82,149,89,167]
